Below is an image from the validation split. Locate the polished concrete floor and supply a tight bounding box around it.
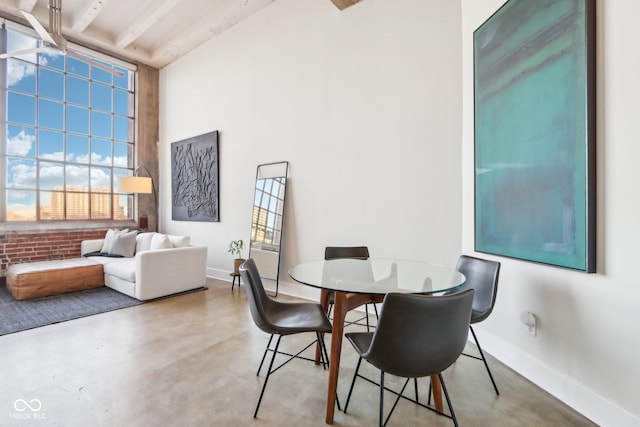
[0,279,596,427]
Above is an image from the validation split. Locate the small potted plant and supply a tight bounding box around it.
[228,239,245,274]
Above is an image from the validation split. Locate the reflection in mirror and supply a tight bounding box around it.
[249,161,289,296]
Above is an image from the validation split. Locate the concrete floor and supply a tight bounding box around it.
[0,279,596,426]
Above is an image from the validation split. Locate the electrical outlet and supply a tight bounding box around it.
[520,311,537,337]
[526,322,536,336]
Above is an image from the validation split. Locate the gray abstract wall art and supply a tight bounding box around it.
[171,130,219,222]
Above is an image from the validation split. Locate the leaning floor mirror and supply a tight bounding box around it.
[249,161,289,296]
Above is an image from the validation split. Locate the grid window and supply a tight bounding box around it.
[251,177,286,248]
[1,24,136,222]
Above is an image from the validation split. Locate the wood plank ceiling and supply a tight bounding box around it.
[0,0,362,69]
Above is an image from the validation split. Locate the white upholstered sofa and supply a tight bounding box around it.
[81,232,208,301]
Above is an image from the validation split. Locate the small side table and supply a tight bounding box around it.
[230,272,241,290]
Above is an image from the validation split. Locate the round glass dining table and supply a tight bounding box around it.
[289,258,465,295]
[288,258,466,424]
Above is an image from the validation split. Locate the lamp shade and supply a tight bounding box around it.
[118,176,152,194]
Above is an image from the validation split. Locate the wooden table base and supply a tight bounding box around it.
[319,290,444,424]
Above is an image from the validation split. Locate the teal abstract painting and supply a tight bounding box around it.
[474,0,596,272]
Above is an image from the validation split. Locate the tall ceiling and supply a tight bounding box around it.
[0,0,361,69]
[0,0,278,69]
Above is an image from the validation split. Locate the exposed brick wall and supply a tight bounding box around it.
[0,229,108,283]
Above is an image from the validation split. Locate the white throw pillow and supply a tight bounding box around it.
[168,235,190,248]
[109,230,138,257]
[101,228,130,253]
[150,233,173,250]
[136,232,156,253]
[101,229,117,253]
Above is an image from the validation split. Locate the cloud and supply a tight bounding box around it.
[7,59,36,87]
[114,155,128,167]
[90,167,111,189]
[7,190,32,201]
[40,151,65,161]
[91,152,107,163]
[38,163,64,188]
[5,40,60,86]
[75,154,90,163]
[82,152,128,168]
[7,162,36,188]
[7,151,124,190]
[65,165,89,188]
[7,130,35,156]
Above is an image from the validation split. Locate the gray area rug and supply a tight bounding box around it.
[0,286,143,336]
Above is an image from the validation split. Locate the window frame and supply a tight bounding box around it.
[0,19,138,227]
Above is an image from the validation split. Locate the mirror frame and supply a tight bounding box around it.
[249,161,289,296]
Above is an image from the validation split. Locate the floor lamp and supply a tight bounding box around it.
[118,166,158,231]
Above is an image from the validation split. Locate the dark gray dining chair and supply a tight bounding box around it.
[239,258,333,418]
[343,289,475,427]
[451,254,501,395]
[324,246,379,331]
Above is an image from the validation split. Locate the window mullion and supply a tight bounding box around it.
[3,20,135,224]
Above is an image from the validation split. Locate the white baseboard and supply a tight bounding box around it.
[208,267,248,284]
[207,273,377,313]
[206,270,321,300]
[475,328,640,427]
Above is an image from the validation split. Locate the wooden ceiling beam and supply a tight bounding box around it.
[18,0,38,13]
[330,0,361,10]
[71,0,111,32]
[115,0,183,48]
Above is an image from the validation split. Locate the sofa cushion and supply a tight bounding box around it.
[136,232,156,253]
[103,258,136,283]
[85,256,126,266]
[100,228,133,254]
[168,235,190,248]
[100,229,118,253]
[109,230,137,257]
[150,233,173,250]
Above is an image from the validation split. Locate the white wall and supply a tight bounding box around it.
[461,1,640,426]
[160,0,640,425]
[159,0,463,298]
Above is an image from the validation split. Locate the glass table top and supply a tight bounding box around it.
[288,258,465,295]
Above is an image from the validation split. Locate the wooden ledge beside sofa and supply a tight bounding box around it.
[7,258,105,301]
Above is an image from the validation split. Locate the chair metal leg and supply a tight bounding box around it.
[344,356,363,413]
[347,369,457,425]
[384,378,411,426]
[439,373,459,427]
[365,304,371,331]
[470,325,500,395]
[379,370,385,427]
[257,334,274,376]
[365,303,380,332]
[338,306,372,330]
[254,335,282,418]
[255,333,332,417]
[316,332,328,369]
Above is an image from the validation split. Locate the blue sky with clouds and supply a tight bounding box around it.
[4,27,133,217]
